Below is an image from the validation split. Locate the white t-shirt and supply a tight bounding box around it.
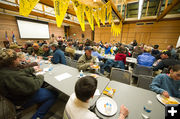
[65,93,99,119]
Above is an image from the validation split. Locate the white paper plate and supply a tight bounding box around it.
[156,94,179,105]
[96,97,117,116]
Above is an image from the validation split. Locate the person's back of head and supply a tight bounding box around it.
[144,47,151,53]
[154,45,159,49]
[118,46,126,54]
[51,34,55,38]
[75,76,97,102]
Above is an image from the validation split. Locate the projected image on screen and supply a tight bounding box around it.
[17,19,50,39]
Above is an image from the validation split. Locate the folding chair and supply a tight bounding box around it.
[137,75,154,90]
[65,56,71,66]
[0,95,16,119]
[110,68,131,85]
[133,64,153,77]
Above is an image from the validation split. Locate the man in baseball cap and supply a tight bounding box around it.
[77,46,97,71]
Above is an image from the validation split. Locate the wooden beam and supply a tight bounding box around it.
[116,0,118,4]
[42,4,45,13]
[165,0,168,9]
[157,0,180,21]
[157,0,163,17]
[0,2,79,26]
[145,0,149,16]
[108,0,124,22]
[39,0,76,16]
[124,4,127,19]
[15,0,18,4]
[121,1,123,15]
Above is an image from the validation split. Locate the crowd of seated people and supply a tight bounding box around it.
[1,37,180,119]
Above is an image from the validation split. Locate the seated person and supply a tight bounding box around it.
[77,46,97,71]
[22,41,33,53]
[167,45,177,59]
[9,44,21,52]
[30,43,44,56]
[50,44,66,64]
[153,51,180,71]
[78,44,84,51]
[115,46,126,64]
[17,52,38,69]
[65,43,75,59]
[64,76,128,119]
[41,44,53,60]
[0,49,57,119]
[151,45,160,57]
[133,46,143,58]
[104,44,114,55]
[137,47,155,67]
[92,46,104,60]
[150,65,180,98]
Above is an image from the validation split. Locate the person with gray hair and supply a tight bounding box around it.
[49,44,66,64]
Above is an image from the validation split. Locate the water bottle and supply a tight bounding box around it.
[79,70,83,77]
[35,54,37,59]
[142,100,152,119]
[48,64,53,74]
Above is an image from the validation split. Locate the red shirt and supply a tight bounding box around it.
[115,53,126,64]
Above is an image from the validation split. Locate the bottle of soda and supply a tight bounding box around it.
[142,100,152,119]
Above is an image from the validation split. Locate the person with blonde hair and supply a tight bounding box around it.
[0,49,57,119]
[137,47,155,67]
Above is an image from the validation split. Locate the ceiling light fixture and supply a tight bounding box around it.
[138,0,144,20]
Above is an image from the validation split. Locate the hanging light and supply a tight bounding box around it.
[138,0,144,20]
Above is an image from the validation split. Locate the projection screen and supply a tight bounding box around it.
[17,19,50,39]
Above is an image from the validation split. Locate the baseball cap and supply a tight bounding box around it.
[33,43,39,47]
[161,50,171,57]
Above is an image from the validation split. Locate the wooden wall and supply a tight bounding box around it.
[0,13,65,47]
[95,20,180,50]
[69,24,92,42]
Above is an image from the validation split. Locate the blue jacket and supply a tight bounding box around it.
[101,59,125,73]
[51,49,66,64]
[137,53,155,67]
[105,47,113,54]
[150,74,180,98]
[92,51,104,60]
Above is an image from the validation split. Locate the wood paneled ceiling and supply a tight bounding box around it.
[0,0,180,26]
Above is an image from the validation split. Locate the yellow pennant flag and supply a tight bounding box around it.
[106,1,112,24]
[85,6,94,31]
[19,0,40,17]
[73,0,85,31]
[93,8,100,28]
[99,5,106,25]
[54,0,70,27]
[111,21,122,37]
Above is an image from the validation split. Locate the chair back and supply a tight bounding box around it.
[133,64,153,76]
[137,75,154,90]
[65,56,71,66]
[0,95,16,119]
[70,60,77,68]
[110,68,131,85]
